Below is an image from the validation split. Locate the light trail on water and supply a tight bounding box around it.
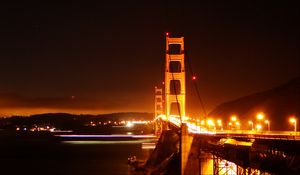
[55,134,157,139]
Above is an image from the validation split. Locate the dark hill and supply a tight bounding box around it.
[0,112,154,130]
[209,77,300,130]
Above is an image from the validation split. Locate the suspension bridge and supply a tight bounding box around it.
[151,33,300,175]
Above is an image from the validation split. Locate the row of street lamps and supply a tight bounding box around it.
[248,120,270,131]
[191,113,297,133]
[225,113,297,132]
[247,113,270,131]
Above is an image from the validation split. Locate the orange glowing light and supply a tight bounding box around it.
[231,116,237,122]
[256,113,264,120]
[256,124,262,130]
[290,117,296,123]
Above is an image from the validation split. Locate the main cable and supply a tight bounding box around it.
[185,50,208,121]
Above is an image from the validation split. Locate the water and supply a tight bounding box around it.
[0,133,154,175]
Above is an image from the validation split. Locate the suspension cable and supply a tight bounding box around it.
[185,49,208,121]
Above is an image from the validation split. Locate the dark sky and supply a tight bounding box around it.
[0,1,299,116]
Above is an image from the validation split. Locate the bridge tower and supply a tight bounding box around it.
[154,86,163,118]
[154,86,163,134]
[165,33,186,119]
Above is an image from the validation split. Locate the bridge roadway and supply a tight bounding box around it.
[158,115,300,174]
[166,115,300,140]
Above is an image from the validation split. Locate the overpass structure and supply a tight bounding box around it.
[153,33,300,175]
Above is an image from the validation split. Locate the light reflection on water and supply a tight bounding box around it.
[62,139,156,145]
[0,135,155,175]
[56,134,157,139]
[0,131,258,175]
[57,135,157,175]
[57,138,156,175]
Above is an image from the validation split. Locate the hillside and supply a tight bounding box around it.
[0,112,154,130]
[209,77,300,130]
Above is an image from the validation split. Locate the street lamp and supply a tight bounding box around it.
[231,115,237,122]
[257,113,264,120]
[207,119,215,130]
[200,120,205,126]
[207,119,214,126]
[230,115,238,130]
[235,121,240,130]
[228,122,232,130]
[289,117,297,134]
[264,120,270,131]
[248,121,254,130]
[217,119,223,130]
[256,124,262,131]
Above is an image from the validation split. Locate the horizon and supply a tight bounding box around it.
[1,76,298,117]
[0,75,299,117]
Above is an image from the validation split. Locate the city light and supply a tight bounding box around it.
[126,122,134,127]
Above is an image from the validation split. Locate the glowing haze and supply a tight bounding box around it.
[0,1,299,116]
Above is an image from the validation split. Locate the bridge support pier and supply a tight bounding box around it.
[181,123,192,174]
[198,152,213,175]
[182,131,213,175]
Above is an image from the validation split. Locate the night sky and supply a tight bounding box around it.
[0,1,299,116]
